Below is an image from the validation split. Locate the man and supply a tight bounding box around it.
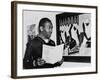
[23,18,63,69]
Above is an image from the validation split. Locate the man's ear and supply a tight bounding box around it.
[40,26,43,32]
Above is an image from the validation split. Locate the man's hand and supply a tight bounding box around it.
[36,58,46,66]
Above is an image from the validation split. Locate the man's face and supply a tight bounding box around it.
[42,21,53,39]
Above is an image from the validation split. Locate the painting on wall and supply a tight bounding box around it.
[56,12,92,62]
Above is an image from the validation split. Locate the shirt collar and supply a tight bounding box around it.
[37,35,49,43]
[44,39,49,43]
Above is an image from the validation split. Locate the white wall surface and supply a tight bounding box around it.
[0,0,100,80]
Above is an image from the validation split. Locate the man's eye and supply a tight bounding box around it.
[86,23,89,26]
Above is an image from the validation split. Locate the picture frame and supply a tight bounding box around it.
[11,1,98,78]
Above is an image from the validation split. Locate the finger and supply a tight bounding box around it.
[37,60,45,66]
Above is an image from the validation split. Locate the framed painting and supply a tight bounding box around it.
[11,1,98,78]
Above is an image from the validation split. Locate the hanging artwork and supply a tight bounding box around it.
[11,1,97,78]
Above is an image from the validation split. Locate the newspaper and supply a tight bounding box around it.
[42,44,64,64]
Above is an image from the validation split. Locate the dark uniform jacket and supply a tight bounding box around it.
[23,36,61,69]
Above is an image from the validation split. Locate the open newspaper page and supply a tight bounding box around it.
[42,44,64,64]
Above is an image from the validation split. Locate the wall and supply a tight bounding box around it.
[0,0,100,80]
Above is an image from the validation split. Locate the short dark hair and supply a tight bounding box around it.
[38,18,52,33]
